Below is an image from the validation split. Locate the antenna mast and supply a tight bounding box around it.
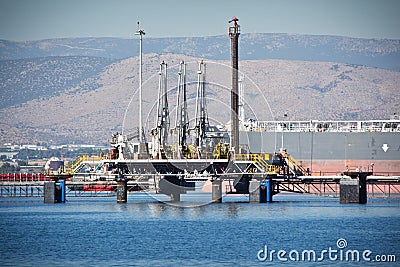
[135,21,145,143]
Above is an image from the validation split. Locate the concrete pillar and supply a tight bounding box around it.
[249,179,267,203]
[44,181,56,203]
[342,172,369,204]
[340,178,367,204]
[211,179,222,203]
[44,180,65,203]
[117,179,128,203]
[340,179,359,203]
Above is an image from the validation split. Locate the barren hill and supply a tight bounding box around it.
[1,33,400,70]
[0,54,399,145]
[0,56,114,109]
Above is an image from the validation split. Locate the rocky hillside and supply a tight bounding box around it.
[0,53,399,145]
[1,33,399,145]
[0,56,114,108]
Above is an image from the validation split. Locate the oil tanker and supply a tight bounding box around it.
[239,115,400,175]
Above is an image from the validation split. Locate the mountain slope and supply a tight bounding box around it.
[1,33,400,70]
[0,56,115,109]
[0,54,399,145]
[1,33,399,145]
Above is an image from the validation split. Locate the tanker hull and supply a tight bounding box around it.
[240,131,400,175]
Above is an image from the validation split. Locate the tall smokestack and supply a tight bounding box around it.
[229,17,240,153]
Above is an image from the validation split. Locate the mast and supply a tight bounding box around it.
[135,21,145,143]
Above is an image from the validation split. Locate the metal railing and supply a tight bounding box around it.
[242,119,400,133]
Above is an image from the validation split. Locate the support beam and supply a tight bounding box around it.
[340,179,360,204]
[359,174,367,204]
[117,179,128,203]
[340,178,367,204]
[341,172,370,204]
[44,181,56,204]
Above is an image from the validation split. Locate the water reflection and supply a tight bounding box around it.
[1,195,399,267]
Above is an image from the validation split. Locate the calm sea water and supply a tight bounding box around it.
[0,193,399,266]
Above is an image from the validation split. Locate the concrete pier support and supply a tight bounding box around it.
[249,179,267,203]
[340,179,360,204]
[116,179,128,203]
[340,177,368,204]
[341,172,370,204]
[44,180,65,203]
[44,181,56,204]
[211,179,222,203]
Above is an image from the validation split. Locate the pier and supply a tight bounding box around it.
[1,169,399,203]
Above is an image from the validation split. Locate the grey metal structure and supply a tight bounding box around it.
[174,61,189,158]
[194,60,209,150]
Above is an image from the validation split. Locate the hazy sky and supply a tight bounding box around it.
[0,0,399,41]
